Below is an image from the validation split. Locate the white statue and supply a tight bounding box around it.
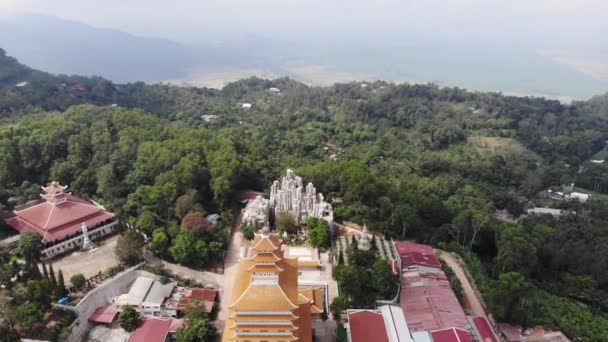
[81,222,96,250]
[357,224,371,251]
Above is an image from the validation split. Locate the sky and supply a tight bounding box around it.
[1,0,607,48]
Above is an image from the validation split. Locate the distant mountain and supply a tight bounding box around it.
[1,13,606,100]
[0,14,209,82]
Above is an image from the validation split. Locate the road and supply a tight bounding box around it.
[438,251,489,321]
[217,212,244,327]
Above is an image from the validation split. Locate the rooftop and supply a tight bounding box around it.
[399,265,468,331]
[88,304,117,324]
[5,181,115,242]
[471,317,498,342]
[348,310,388,342]
[431,327,474,342]
[394,241,441,268]
[177,287,218,312]
[128,319,173,342]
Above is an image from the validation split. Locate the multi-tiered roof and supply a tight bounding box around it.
[5,181,115,243]
[222,231,314,342]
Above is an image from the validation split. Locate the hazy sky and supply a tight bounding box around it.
[1,0,607,48]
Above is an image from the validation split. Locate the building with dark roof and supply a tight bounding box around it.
[5,181,119,258]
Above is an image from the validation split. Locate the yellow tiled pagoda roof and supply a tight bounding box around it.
[252,233,282,251]
[222,231,313,342]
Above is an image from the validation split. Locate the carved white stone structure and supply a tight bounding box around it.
[242,195,270,229]
[80,222,96,250]
[269,169,334,228]
[357,224,371,251]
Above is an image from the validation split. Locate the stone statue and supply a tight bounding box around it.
[357,224,371,251]
[81,222,96,250]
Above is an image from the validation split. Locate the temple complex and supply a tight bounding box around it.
[4,181,119,258]
[222,229,323,342]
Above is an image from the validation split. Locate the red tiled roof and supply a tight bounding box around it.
[129,319,172,342]
[88,304,117,324]
[348,310,389,342]
[5,186,115,243]
[400,270,468,331]
[431,327,473,342]
[472,317,498,342]
[177,288,218,312]
[394,241,441,268]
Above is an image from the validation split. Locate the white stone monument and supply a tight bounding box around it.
[357,224,371,251]
[80,222,96,250]
[269,169,334,228]
[242,195,270,229]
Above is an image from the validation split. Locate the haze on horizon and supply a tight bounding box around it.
[1,0,607,100]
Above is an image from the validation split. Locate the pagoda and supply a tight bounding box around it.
[5,181,118,258]
[222,228,320,342]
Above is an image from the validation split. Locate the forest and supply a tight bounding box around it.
[1,47,608,340]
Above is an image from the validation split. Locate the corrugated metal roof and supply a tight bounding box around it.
[143,281,176,305]
[412,331,433,342]
[380,304,414,342]
[395,241,441,268]
[347,310,388,342]
[431,327,473,342]
[128,277,154,303]
[128,319,172,342]
[471,317,498,342]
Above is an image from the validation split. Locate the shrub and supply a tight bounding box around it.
[118,306,140,332]
[70,273,86,289]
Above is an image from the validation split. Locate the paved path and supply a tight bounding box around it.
[438,251,489,320]
[217,212,244,327]
[320,252,339,309]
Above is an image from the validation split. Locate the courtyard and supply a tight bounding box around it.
[47,235,120,285]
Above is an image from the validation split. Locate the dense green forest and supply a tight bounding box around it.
[2,48,608,339]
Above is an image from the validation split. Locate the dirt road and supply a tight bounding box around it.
[438,251,489,320]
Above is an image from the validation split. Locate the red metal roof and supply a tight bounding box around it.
[5,184,115,243]
[128,319,172,342]
[431,328,473,342]
[88,304,117,324]
[394,241,441,268]
[177,288,218,312]
[348,310,389,342]
[472,317,498,342]
[239,190,262,202]
[399,269,468,332]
